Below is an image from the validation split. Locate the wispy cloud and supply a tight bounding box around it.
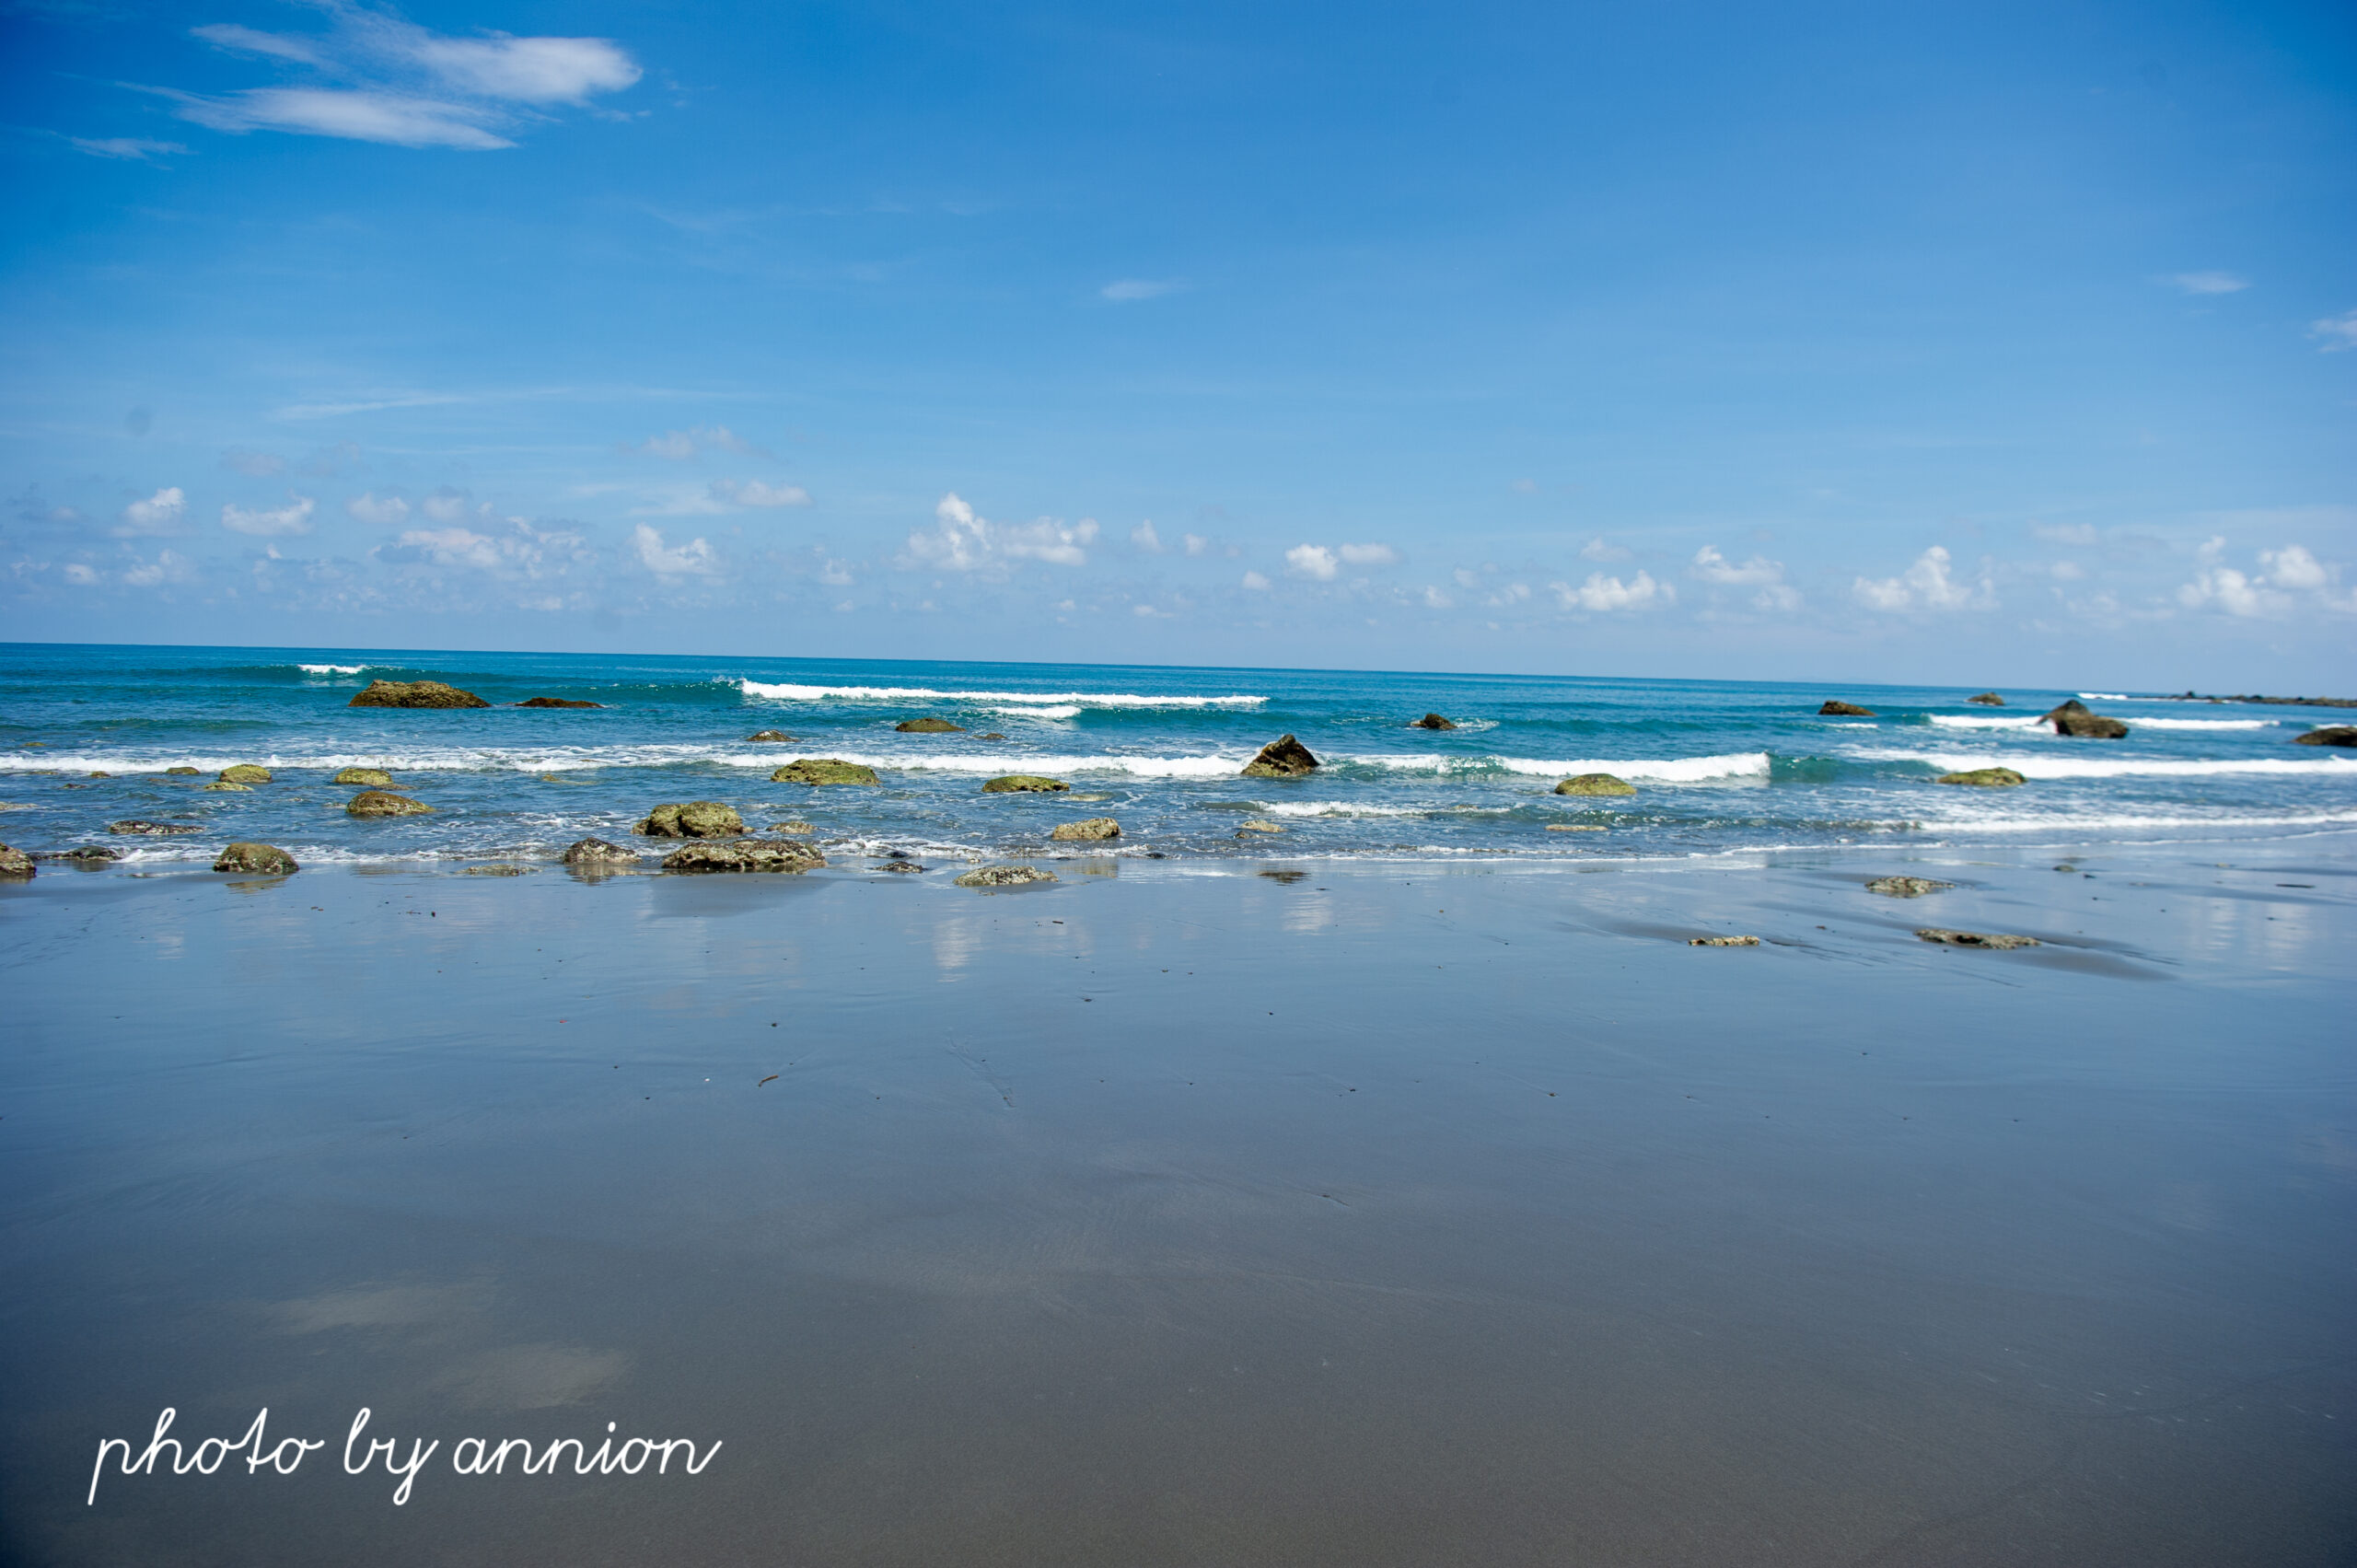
[632,424,768,460]
[221,494,315,537]
[2165,271,2248,296]
[345,492,409,526]
[1285,541,1396,579]
[69,135,192,163]
[1131,520,1163,552]
[1100,278,1187,302]
[2312,309,2357,353]
[716,479,809,508]
[115,486,185,536]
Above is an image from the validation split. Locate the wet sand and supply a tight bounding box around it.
[1,844,2352,1565]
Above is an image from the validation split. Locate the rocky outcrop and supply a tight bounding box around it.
[1865,876,1954,897]
[746,730,795,742]
[514,697,602,708]
[1555,773,1636,796]
[218,764,273,784]
[1917,927,2039,949]
[954,865,1057,888]
[2041,699,2128,738]
[2163,692,2357,708]
[0,843,34,877]
[1411,713,1457,730]
[37,845,120,865]
[562,837,639,866]
[165,766,201,775]
[895,716,964,733]
[109,819,201,835]
[771,819,813,834]
[1818,701,1876,716]
[1689,935,1759,947]
[1937,767,2026,787]
[661,838,826,874]
[462,864,529,876]
[2293,726,2357,748]
[982,774,1068,793]
[1051,817,1120,842]
[349,679,490,709]
[347,790,432,818]
[1241,735,1318,778]
[772,760,879,786]
[636,801,745,837]
[332,767,393,786]
[877,861,924,873]
[214,842,297,876]
[1967,692,2005,706]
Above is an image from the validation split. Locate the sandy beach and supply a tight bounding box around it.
[3,842,2350,1565]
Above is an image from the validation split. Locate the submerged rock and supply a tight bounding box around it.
[745,730,795,742]
[1051,817,1120,842]
[165,766,202,775]
[954,865,1057,888]
[982,774,1068,793]
[894,716,964,733]
[109,819,201,835]
[39,845,120,865]
[1411,713,1457,730]
[636,801,745,837]
[1967,692,2006,706]
[203,782,253,793]
[2293,726,2357,748]
[347,790,433,818]
[2041,699,2129,738]
[562,837,639,866]
[1241,735,1318,778]
[1236,818,1285,834]
[771,819,813,834]
[214,842,297,876]
[349,679,490,709]
[331,767,393,786]
[0,843,33,878]
[1689,935,1760,947]
[1555,773,1636,796]
[1937,767,2026,787]
[218,764,273,784]
[1865,876,1955,897]
[1917,927,2039,949]
[877,860,925,873]
[661,838,826,874]
[1818,701,1876,716]
[514,697,601,708]
[461,863,529,876]
[772,759,879,786]
[978,732,1007,741]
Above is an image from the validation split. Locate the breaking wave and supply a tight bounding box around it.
[737,679,1263,709]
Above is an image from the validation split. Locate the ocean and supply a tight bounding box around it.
[2,642,2351,868]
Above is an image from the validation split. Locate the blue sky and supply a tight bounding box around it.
[2,0,2351,686]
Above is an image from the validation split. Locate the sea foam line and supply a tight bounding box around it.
[296,663,370,675]
[1852,749,2357,780]
[1928,714,2273,732]
[737,679,1264,708]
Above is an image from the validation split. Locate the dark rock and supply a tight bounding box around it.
[218,764,273,784]
[1689,935,1760,946]
[1411,713,1457,729]
[877,861,925,873]
[331,767,393,786]
[1967,692,2005,706]
[35,845,120,866]
[214,842,297,876]
[746,730,795,742]
[165,766,201,775]
[895,716,965,733]
[2293,726,2357,748]
[1240,735,1318,778]
[514,697,602,708]
[562,837,639,866]
[2041,699,2129,738]
[1937,767,2026,786]
[1865,876,1954,897]
[982,774,1068,793]
[1555,773,1636,796]
[203,782,252,792]
[347,790,432,818]
[772,759,879,786]
[978,732,1006,741]
[661,838,825,874]
[0,843,32,877]
[1050,817,1120,842]
[636,801,745,837]
[348,679,491,709]
[1818,700,1876,716]
[461,864,528,876]
[109,819,201,835]
[954,865,1056,888]
[1917,927,2039,949]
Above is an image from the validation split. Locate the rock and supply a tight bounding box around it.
[562,837,639,866]
[662,839,826,874]
[746,730,795,742]
[877,861,925,873]
[218,764,273,784]
[538,773,590,784]
[1241,735,1318,778]
[1236,818,1285,834]
[348,679,490,709]
[1554,773,1636,796]
[1689,935,1759,947]
[461,864,529,876]
[39,845,120,865]
[954,865,1057,888]
[1051,817,1120,842]
[895,716,965,733]
[636,801,745,838]
[2041,699,2129,738]
[772,760,879,786]
[1916,927,2039,949]
[771,819,813,834]
[214,842,297,876]
[978,733,1007,741]
[1411,713,1457,729]
[982,774,1068,793]
[165,766,201,775]
[1818,701,1876,716]
[87,771,110,778]
[2293,726,2357,748]
[1865,876,1955,897]
[332,767,394,786]
[347,790,433,818]
[1546,823,1606,831]
[1069,793,1109,802]
[203,782,253,792]
[0,843,33,877]
[1936,767,2026,787]
[514,697,602,708]
[110,819,201,835]
[1967,692,2005,706]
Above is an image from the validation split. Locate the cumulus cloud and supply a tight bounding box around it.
[2178,539,2349,616]
[1553,571,1670,612]
[63,563,101,587]
[899,493,1097,572]
[2312,310,2357,353]
[1183,532,1207,556]
[1241,570,1271,590]
[123,550,194,587]
[1580,537,1631,562]
[1690,545,1800,611]
[714,479,811,508]
[1851,546,1988,613]
[2261,543,2328,590]
[345,492,410,526]
[1101,278,1186,301]
[375,517,587,576]
[221,494,315,537]
[632,524,720,577]
[2167,272,2248,295]
[1285,544,1338,580]
[1131,520,1163,552]
[420,488,471,523]
[1422,585,1453,609]
[819,560,854,587]
[116,487,185,535]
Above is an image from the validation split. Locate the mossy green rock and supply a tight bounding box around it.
[348,679,490,709]
[1818,701,1875,716]
[982,774,1068,793]
[1967,692,2005,706]
[1937,767,2026,787]
[1554,773,1636,796]
[894,716,965,733]
[0,843,32,878]
[772,760,879,786]
[214,842,297,875]
[347,790,433,818]
[954,865,1057,888]
[332,767,394,786]
[165,766,202,775]
[218,764,273,784]
[203,782,253,792]
[1050,817,1120,842]
[661,839,826,874]
[636,801,745,837]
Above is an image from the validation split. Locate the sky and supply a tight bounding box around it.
[1,0,2352,688]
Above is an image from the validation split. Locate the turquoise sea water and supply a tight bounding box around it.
[1,643,2351,866]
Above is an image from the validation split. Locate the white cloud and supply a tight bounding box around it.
[1182,532,1207,556]
[1750,583,1804,611]
[633,523,720,577]
[1487,581,1531,607]
[634,425,768,460]
[1851,546,1987,613]
[117,486,185,535]
[345,492,410,526]
[1241,570,1271,591]
[389,527,504,570]
[2261,543,2328,590]
[1338,542,1398,566]
[221,447,284,476]
[2167,272,2248,295]
[2312,310,2357,352]
[2050,560,2085,581]
[1454,567,1479,588]
[899,493,1097,572]
[190,23,324,64]
[421,488,471,523]
[1132,603,1172,618]
[221,494,315,537]
[819,560,854,587]
[374,517,587,577]
[71,136,192,163]
[1285,544,1338,580]
[1422,585,1453,610]
[1580,537,1631,562]
[1101,278,1186,302]
[715,479,811,508]
[403,34,641,104]
[1131,520,1163,552]
[123,550,193,587]
[1553,571,1670,612]
[63,563,101,586]
[1689,545,1782,587]
[2179,539,2350,616]
[162,87,517,150]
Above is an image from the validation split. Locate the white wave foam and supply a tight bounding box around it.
[2077,692,2131,701]
[1255,800,1436,818]
[1348,751,1771,783]
[1929,714,2045,731]
[296,663,368,675]
[737,679,1263,709]
[1926,808,2357,833]
[1852,748,2357,780]
[2130,717,2274,731]
[1929,714,2270,733]
[987,704,1083,720]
